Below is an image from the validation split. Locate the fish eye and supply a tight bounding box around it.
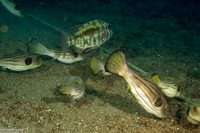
[15,5,20,10]
[74,52,78,58]
[25,57,32,65]
[154,97,163,107]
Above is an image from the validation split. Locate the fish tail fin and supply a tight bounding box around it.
[26,38,50,56]
[90,57,104,75]
[58,86,72,95]
[59,27,70,58]
[105,49,128,76]
[151,73,161,84]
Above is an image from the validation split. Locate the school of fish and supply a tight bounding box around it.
[0,0,200,125]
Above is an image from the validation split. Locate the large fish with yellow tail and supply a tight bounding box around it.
[0,54,43,71]
[26,38,85,64]
[60,19,113,57]
[151,73,181,98]
[105,49,168,118]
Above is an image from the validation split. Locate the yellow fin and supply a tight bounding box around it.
[122,83,131,97]
[26,38,48,55]
[105,49,127,75]
[58,86,73,95]
[90,57,103,75]
[151,73,160,84]
[127,83,131,91]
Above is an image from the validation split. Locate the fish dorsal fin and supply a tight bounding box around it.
[72,19,108,37]
[68,24,84,36]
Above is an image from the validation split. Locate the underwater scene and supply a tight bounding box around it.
[0,0,200,132]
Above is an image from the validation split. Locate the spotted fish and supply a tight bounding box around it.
[105,50,168,118]
[60,19,113,57]
[0,54,43,71]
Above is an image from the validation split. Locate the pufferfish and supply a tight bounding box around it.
[151,73,181,98]
[58,75,85,105]
[60,19,113,57]
[185,105,200,124]
[0,54,43,71]
[105,49,168,118]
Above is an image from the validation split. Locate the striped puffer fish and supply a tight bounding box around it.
[58,76,85,104]
[186,105,200,124]
[60,19,113,56]
[151,74,181,98]
[0,54,43,71]
[105,50,168,118]
[26,38,85,64]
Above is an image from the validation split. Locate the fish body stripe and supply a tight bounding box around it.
[0,55,42,71]
[158,81,179,97]
[123,69,166,118]
[48,50,85,63]
[129,81,161,115]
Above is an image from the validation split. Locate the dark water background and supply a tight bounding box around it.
[5,0,197,61]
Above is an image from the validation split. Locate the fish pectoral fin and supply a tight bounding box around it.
[127,84,131,91]
[122,83,131,96]
[161,88,165,92]
[125,83,131,92]
[151,73,161,84]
